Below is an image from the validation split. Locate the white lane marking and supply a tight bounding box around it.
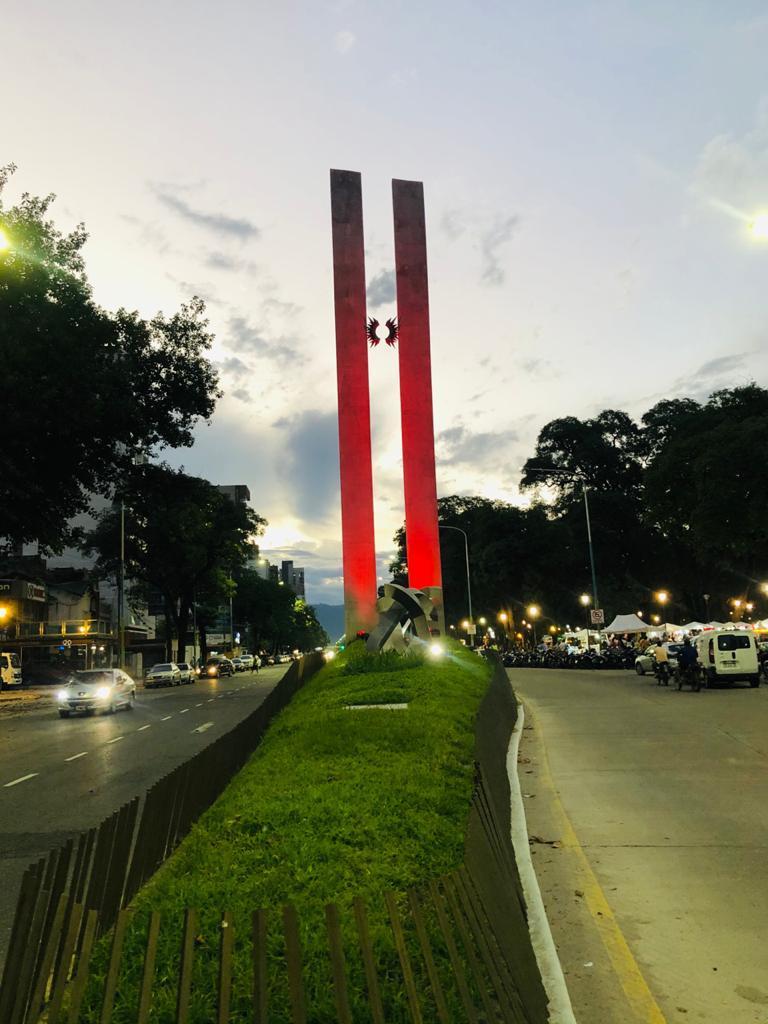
[195,703,203,707]
[180,708,190,714]
[107,735,124,744]
[137,724,151,732]
[161,715,172,721]
[4,773,39,788]
[64,751,88,762]
[192,722,214,734]
[207,699,215,703]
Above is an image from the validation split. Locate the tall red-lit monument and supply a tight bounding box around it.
[330,170,378,638]
[392,179,443,626]
[330,170,443,639]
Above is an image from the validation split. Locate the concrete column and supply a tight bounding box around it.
[330,170,378,638]
[392,178,444,633]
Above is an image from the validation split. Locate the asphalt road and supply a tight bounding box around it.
[511,667,768,1024]
[0,664,287,961]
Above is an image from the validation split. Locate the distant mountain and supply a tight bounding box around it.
[313,604,345,643]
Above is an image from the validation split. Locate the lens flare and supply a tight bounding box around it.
[750,214,768,239]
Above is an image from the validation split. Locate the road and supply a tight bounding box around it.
[0,665,287,960]
[511,667,768,1024]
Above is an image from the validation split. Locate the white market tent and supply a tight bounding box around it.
[680,621,705,631]
[602,613,653,634]
[650,622,684,634]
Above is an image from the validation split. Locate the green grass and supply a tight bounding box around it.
[79,642,492,1023]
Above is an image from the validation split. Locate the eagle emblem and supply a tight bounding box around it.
[366,316,399,348]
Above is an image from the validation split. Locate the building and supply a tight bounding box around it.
[279,560,306,598]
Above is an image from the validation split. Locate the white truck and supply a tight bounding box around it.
[0,652,22,690]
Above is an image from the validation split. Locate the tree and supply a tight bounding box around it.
[231,570,329,653]
[644,385,768,586]
[0,165,221,551]
[86,465,265,660]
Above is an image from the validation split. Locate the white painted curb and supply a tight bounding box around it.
[507,702,578,1024]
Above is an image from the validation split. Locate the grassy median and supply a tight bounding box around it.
[81,641,492,1023]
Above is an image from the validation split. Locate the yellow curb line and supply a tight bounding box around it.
[531,706,668,1024]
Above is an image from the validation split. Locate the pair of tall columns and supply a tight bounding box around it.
[330,170,443,639]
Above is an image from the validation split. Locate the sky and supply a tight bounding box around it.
[4,1,768,604]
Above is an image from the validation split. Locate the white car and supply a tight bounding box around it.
[145,662,181,688]
[58,669,136,717]
[634,643,683,676]
[176,663,195,684]
[238,654,254,670]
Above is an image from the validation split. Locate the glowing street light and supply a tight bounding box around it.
[655,590,669,605]
[750,213,768,239]
[652,614,661,624]
[478,616,487,626]
[461,619,470,631]
[498,611,508,623]
[579,594,591,607]
[527,605,540,647]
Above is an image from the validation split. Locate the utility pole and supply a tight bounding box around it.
[582,483,599,610]
[438,524,473,646]
[118,500,125,669]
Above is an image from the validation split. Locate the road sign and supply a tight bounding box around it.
[590,609,605,625]
[466,624,477,636]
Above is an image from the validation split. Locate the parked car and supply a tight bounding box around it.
[205,658,234,678]
[145,662,181,688]
[238,654,255,671]
[694,630,760,687]
[1,652,22,690]
[231,657,246,672]
[57,669,136,717]
[176,663,195,684]
[634,643,683,676]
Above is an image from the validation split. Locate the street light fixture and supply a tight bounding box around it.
[655,590,669,606]
[478,616,487,626]
[527,605,540,647]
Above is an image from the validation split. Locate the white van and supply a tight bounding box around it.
[694,631,760,688]
[0,652,22,690]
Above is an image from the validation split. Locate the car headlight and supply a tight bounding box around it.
[95,686,111,699]
[207,666,217,675]
[57,689,68,701]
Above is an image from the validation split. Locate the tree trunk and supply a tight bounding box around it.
[177,597,191,664]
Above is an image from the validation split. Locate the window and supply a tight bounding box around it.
[0,657,7,669]
[717,634,751,651]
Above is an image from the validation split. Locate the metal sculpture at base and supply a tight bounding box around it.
[365,584,437,653]
[330,170,444,644]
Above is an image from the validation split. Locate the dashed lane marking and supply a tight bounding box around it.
[4,773,39,788]
[64,751,88,762]
[207,699,215,703]
[192,722,214,734]
[161,715,172,721]
[137,724,151,731]
[180,709,190,714]
[195,703,203,707]
[107,736,124,744]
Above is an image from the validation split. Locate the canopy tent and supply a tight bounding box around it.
[647,622,684,634]
[680,621,705,631]
[602,613,652,634]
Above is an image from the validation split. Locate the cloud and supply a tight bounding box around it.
[441,210,466,240]
[437,423,518,466]
[218,356,250,380]
[480,214,519,286]
[335,30,356,53]
[367,269,396,308]
[520,358,561,380]
[274,410,340,523]
[226,316,305,367]
[231,388,250,403]
[692,100,768,222]
[205,251,260,275]
[152,186,261,240]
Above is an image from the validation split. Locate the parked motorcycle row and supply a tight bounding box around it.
[502,647,636,671]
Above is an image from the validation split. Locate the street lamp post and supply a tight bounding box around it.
[579,593,591,647]
[525,467,599,609]
[527,605,540,648]
[438,524,473,646]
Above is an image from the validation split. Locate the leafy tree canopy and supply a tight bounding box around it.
[0,165,221,551]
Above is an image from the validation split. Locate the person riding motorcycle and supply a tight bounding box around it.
[677,638,700,688]
[653,640,670,685]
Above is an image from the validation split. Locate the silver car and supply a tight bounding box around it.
[634,643,683,676]
[57,669,136,718]
[145,662,181,688]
